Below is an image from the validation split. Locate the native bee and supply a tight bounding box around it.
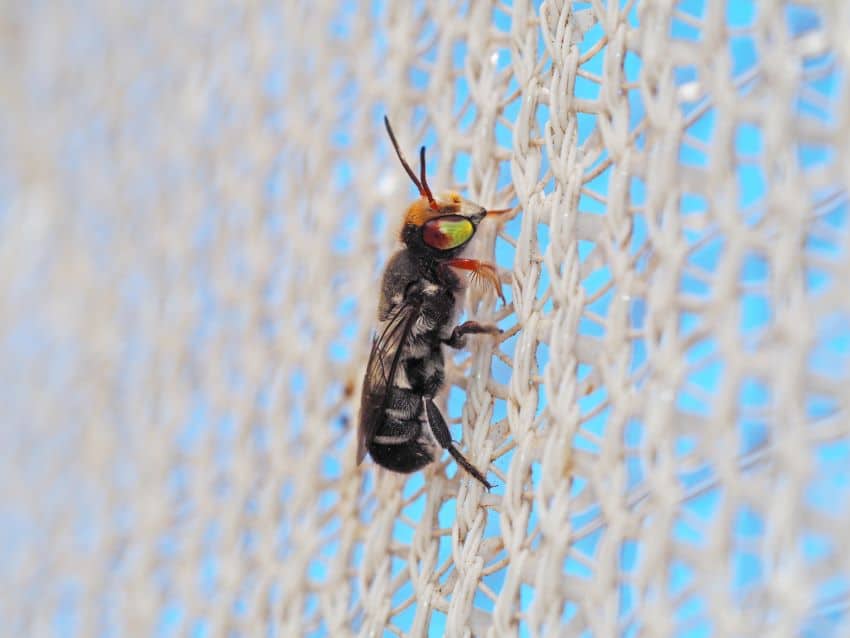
[356,117,510,489]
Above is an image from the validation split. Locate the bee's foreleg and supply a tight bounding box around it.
[443,321,502,349]
[423,397,492,489]
[445,258,506,304]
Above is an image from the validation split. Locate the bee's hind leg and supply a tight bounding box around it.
[443,321,501,349]
[423,397,492,489]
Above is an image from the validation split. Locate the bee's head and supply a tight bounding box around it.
[384,116,511,258]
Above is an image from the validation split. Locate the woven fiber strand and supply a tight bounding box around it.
[2,1,849,636]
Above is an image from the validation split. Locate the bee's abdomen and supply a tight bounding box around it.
[385,386,421,421]
[368,416,438,474]
[369,388,440,473]
[368,429,435,474]
[365,367,447,474]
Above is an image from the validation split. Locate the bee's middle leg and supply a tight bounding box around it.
[423,397,492,489]
[443,321,501,349]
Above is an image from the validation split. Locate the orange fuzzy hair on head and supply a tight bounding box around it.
[403,198,437,228]
[402,192,462,228]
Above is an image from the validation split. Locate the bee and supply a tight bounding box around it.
[356,117,511,489]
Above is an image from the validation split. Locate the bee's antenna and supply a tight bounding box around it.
[383,116,439,210]
[419,145,438,211]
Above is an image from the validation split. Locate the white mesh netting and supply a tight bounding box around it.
[2,1,850,636]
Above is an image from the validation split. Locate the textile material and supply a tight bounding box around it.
[2,1,849,636]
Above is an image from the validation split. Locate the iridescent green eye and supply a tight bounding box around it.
[421,215,475,251]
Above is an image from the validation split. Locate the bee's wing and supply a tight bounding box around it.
[357,299,420,464]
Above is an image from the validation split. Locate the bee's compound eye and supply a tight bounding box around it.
[421,215,475,250]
